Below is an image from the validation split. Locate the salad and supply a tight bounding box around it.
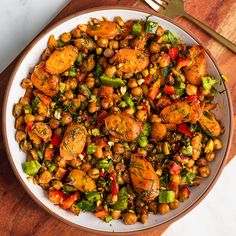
[13,16,223,225]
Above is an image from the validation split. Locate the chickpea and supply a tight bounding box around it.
[35,114,46,121]
[103,48,114,58]
[192,165,199,175]
[88,168,100,179]
[94,146,103,159]
[61,112,72,125]
[170,174,181,185]
[149,201,158,214]
[213,139,223,150]
[48,35,58,51]
[114,16,124,26]
[123,212,137,225]
[88,102,99,113]
[124,107,135,115]
[119,39,129,48]
[197,157,207,167]
[131,87,143,97]
[15,116,24,130]
[105,66,116,77]
[136,110,148,123]
[156,26,164,36]
[199,166,211,178]
[64,90,74,99]
[30,149,38,160]
[41,48,51,61]
[109,136,120,143]
[20,140,33,152]
[38,171,52,184]
[98,56,107,68]
[158,203,170,215]
[15,131,26,143]
[109,40,119,49]
[52,180,63,190]
[141,83,149,96]
[24,114,35,124]
[150,114,162,123]
[115,162,126,172]
[68,158,82,168]
[78,94,87,103]
[86,77,95,89]
[113,143,125,154]
[140,214,148,224]
[186,84,198,95]
[111,210,121,219]
[137,148,147,157]
[101,98,113,110]
[128,78,138,88]
[81,162,91,172]
[149,42,161,53]
[69,78,78,90]
[96,47,103,55]
[71,27,81,38]
[103,149,112,158]
[186,158,195,168]
[206,152,216,162]
[20,97,30,105]
[21,78,33,89]
[49,118,59,129]
[13,103,23,118]
[169,199,179,210]
[97,37,109,48]
[106,193,118,204]
[60,32,71,43]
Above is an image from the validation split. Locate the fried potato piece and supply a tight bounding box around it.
[130,155,159,202]
[110,49,149,74]
[183,45,207,85]
[45,45,78,75]
[32,122,52,142]
[198,111,221,137]
[160,101,203,124]
[105,113,142,142]
[86,21,120,38]
[60,123,87,160]
[68,169,96,192]
[31,62,59,97]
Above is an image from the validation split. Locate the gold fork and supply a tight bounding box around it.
[144,0,236,53]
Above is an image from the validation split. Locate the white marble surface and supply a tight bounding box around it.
[1,1,236,236]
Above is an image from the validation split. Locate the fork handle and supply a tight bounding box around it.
[183,12,236,53]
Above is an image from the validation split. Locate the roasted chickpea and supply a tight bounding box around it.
[186,158,195,168]
[78,94,87,103]
[35,114,46,121]
[71,98,81,110]
[68,158,82,168]
[136,110,148,122]
[197,157,207,167]
[52,180,63,190]
[109,40,119,49]
[105,65,116,77]
[69,78,78,90]
[94,146,103,159]
[101,98,113,110]
[148,201,158,214]
[61,112,73,125]
[140,214,148,224]
[88,168,100,179]
[71,27,81,38]
[103,48,114,58]
[88,102,99,113]
[24,114,35,124]
[15,116,24,130]
[141,83,149,96]
[124,107,135,115]
[150,114,162,123]
[38,171,52,184]
[137,148,147,157]
[192,165,199,175]
[128,78,138,88]
[186,84,198,95]
[20,96,30,105]
[199,166,211,178]
[21,78,33,89]
[15,131,26,143]
[97,37,109,48]
[123,212,137,225]
[131,87,143,97]
[41,48,51,61]
[170,174,181,185]
[119,39,129,48]
[64,90,74,99]
[47,35,58,51]
[20,140,33,152]
[86,76,95,89]
[109,136,120,143]
[158,203,170,215]
[106,193,118,204]
[81,162,91,172]
[149,42,161,53]
[200,88,211,96]
[115,162,126,172]
[206,152,216,162]
[111,210,121,219]
[113,143,124,154]
[13,103,23,118]
[30,149,38,160]
[60,32,71,43]
[169,199,179,210]
[213,139,223,150]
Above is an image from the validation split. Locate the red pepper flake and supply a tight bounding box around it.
[51,134,60,147]
[178,124,194,137]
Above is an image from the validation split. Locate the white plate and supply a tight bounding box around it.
[3,7,233,234]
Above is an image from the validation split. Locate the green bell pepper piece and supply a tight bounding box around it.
[123,95,134,107]
[133,21,142,36]
[86,143,96,155]
[77,200,95,212]
[158,191,175,203]
[100,75,125,88]
[202,76,217,90]
[112,187,128,210]
[22,160,41,176]
[85,191,101,202]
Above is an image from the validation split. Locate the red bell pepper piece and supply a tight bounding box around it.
[95,137,108,148]
[163,85,175,95]
[100,85,114,98]
[25,123,33,133]
[179,186,191,202]
[177,57,192,70]
[111,181,119,195]
[51,134,60,147]
[44,146,54,160]
[95,210,109,219]
[48,190,64,205]
[169,162,182,175]
[60,193,79,210]
[158,53,171,67]
[148,79,161,100]
[185,94,199,103]
[97,110,108,127]
[168,47,178,60]
[168,182,178,190]
[144,73,153,85]
[178,124,194,137]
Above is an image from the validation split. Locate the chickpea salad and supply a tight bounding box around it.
[13,16,224,225]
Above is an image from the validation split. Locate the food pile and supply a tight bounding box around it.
[13,16,223,225]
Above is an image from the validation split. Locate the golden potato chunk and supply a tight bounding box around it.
[45,45,78,75]
[60,124,87,160]
[31,62,59,97]
[68,169,96,192]
[105,113,142,142]
[130,155,159,202]
[110,49,149,74]
[32,122,52,143]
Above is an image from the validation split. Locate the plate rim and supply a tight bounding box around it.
[2,5,234,235]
